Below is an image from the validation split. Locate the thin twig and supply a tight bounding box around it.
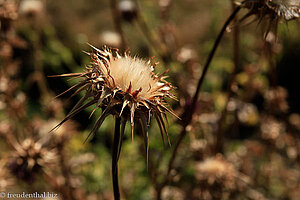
[214,0,241,154]
[112,117,121,200]
[164,4,242,184]
[190,5,242,123]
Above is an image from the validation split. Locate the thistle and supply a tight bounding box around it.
[51,45,177,199]
[242,0,300,21]
[8,138,58,183]
[240,0,300,35]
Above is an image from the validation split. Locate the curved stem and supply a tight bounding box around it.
[214,1,240,154]
[190,5,241,120]
[165,4,242,184]
[112,117,121,200]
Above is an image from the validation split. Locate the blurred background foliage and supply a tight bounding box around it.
[1,0,300,199]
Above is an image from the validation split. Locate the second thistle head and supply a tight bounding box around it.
[242,0,300,21]
[239,0,300,35]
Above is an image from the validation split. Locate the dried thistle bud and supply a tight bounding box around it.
[267,0,300,20]
[118,0,138,22]
[0,1,18,21]
[19,0,44,18]
[242,0,300,21]
[0,0,18,33]
[100,31,122,48]
[240,0,300,35]
[51,45,177,161]
[8,138,58,183]
[195,155,250,198]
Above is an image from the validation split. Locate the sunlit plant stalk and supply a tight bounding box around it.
[165,4,242,179]
[215,0,241,154]
[164,0,300,185]
[148,5,243,199]
[215,0,300,153]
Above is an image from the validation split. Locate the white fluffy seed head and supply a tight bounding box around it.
[52,46,177,158]
[105,55,168,100]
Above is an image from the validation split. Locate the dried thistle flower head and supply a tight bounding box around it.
[19,0,44,17]
[8,138,58,183]
[195,155,250,199]
[0,0,18,21]
[196,156,235,181]
[118,0,138,23]
[100,31,122,48]
[0,0,18,34]
[51,45,177,160]
[242,0,300,20]
[240,0,300,35]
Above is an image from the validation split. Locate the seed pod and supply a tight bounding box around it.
[118,0,138,23]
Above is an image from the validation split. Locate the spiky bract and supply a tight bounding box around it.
[51,45,177,162]
[239,0,300,35]
[242,0,300,21]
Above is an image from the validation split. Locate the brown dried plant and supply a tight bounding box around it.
[51,45,177,199]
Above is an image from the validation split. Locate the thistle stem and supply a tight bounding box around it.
[165,4,242,184]
[112,117,121,200]
[214,1,240,154]
[190,5,241,118]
